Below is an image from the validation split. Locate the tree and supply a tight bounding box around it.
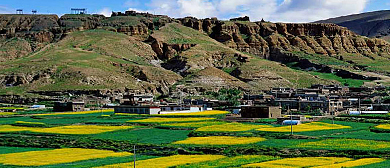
[210,88,242,106]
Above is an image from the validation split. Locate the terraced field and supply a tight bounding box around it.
[1,109,390,167]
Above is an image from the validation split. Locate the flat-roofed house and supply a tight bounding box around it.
[241,106,281,119]
[114,105,161,115]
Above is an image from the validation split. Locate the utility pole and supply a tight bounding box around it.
[358,98,361,114]
[133,145,136,168]
[289,105,293,135]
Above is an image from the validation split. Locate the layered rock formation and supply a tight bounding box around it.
[0,14,60,42]
[178,17,390,59]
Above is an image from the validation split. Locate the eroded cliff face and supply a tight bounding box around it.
[178,17,390,59]
[0,13,175,43]
[0,14,60,43]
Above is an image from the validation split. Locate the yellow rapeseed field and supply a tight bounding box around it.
[0,112,17,116]
[0,148,132,166]
[15,121,46,125]
[296,139,390,150]
[115,113,141,116]
[243,157,352,168]
[35,109,114,116]
[256,122,350,132]
[375,124,390,130]
[161,121,225,128]
[33,125,134,134]
[313,158,385,168]
[96,155,226,168]
[172,136,266,145]
[0,125,133,134]
[161,110,229,116]
[127,117,215,123]
[0,125,33,132]
[196,122,273,132]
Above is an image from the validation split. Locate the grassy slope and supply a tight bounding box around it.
[0,29,181,94]
[153,23,336,90]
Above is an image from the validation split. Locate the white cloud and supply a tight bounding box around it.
[271,0,369,22]
[217,0,277,21]
[178,0,217,18]
[98,7,112,17]
[125,0,370,22]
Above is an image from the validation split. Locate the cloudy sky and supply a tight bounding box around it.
[0,0,389,22]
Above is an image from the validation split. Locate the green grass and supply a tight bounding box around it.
[239,58,335,89]
[308,71,368,87]
[90,128,191,144]
[0,146,49,154]
[0,29,168,95]
[327,130,390,141]
[102,16,143,27]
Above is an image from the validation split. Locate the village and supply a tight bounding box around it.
[3,84,389,126]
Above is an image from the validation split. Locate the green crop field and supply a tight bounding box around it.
[0,109,389,167]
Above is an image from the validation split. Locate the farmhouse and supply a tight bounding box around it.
[114,105,161,114]
[114,104,204,115]
[53,101,85,112]
[241,106,281,119]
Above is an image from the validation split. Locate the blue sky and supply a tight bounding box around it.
[0,0,389,22]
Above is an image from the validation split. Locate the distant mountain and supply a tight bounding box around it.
[316,10,390,41]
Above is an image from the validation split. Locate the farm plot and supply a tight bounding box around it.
[195,122,272,132]
[256,122,351,132]
[160,121,225,128]
[0,148,132,166]
[327,130,390,141]
[127,117,216,124]
[242,157,384,168]
[374,124,390,130]
[176,155,279,168]
[0,112,16,116]
[0,125,134,135]
[173,136,266,145]
[295,120,374,136]
[96,155,226,168]
[35,109,114,116]
[0,146,50,154]
[295,139,390,150]
[91,128,191,144]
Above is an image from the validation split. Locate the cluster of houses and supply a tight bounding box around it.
[237,85,390,124]
[37,84,388,126]
[114,94,206,115]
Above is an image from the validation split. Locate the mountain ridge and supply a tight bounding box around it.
[315,10,390,40]
[0,11,389,102]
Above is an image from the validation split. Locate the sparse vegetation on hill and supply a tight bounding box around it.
[0,12,389,99]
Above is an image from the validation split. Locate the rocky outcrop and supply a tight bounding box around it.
[59,14,104,32]
[178,17,219,34]
[148,36,196,60]
[116,24,148,35]
[230,16,250,22]
[0,68,55,86]
[178,17,390,60]
[0,14,60,43]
